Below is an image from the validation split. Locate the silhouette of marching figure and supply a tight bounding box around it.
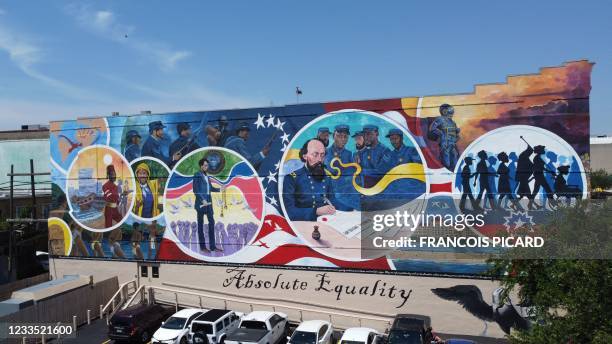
[554,165,582,205]
[459,157,482,212]
[506,152,518,208]
[474,150,498,210]
[516,138,541,210]
[531,145,558,209]
[496,152,523,211]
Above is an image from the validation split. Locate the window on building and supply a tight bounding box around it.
[152,266,159,278]
[140,265,148,277]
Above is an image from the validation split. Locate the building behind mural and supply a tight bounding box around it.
[48,61,592,274]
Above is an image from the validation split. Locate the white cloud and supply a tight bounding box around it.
[65,3,191,71]
[0,23,103,101]
[101,74,262,110]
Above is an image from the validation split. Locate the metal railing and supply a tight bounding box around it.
[100,279,137,324]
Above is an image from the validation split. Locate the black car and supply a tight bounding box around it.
[387,314,431,344]
[108,303,175,343]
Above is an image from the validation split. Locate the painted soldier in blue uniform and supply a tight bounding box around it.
[428,104,460,170]
[325,125,353,167]
[224,122,270,170]
[141,121,181,166]
[382,128,420,170]
[358,125,390,187]
[325,125,357,210]
[169,122,200,168]
[317,127,330,147]
[352,130,365,163]
[193,158,224,252]
[283,139,349,221]
[124,130,141,162]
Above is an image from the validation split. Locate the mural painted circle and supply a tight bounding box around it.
[66,145,135,232]
[278,109,429,261]
[163,147,266,261]
[452,125,586,236]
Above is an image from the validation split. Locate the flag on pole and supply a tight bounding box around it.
[295,86,302,95]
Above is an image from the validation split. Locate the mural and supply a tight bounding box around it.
[49,61,592,275]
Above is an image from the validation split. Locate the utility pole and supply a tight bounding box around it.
[30,159,37,220]
[9,164,14,219]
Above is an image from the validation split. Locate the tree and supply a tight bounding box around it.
[590,169,612,190]
[488,200,612,343]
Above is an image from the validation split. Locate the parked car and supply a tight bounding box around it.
[287,320,333,344]
[225,311,289,344]
[338,327,382,344]
[189,308,243,344]
[108,303,175,343]
[445,339,476,344]
[386,314,431,344]
[151,308,207,344]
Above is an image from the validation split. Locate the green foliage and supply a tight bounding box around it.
[590,169,612,190]
[488,200,612,343]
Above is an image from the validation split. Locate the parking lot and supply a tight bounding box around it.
[52,309,508,344]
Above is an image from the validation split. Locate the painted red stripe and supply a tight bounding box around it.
[429,182,452,193]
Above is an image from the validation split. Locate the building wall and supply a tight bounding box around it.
[47,62,593,338]
[590,140,612,173]
[51,258,507,338]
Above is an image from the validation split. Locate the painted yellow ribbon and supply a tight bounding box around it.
[326,157,426,196]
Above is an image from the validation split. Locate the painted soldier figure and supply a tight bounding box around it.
[429,103,460,170]
[283,139,348,221]
[325,125,353,167]
[124,130,141,162]
[142,121,181,166]
[382,128,420,170]
[102,165,123,228]
[316,127,330,147]
[224,122,270,170]
[352,131,365,162]
[325,125,356,210]
[169,122,200,168]
[358,125,390,187]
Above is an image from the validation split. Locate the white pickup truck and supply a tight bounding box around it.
[224,311,289,344]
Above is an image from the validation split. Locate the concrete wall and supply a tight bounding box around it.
[590,142,612,173]
[51,258,506,338]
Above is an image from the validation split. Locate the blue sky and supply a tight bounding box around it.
[0,1,610,134]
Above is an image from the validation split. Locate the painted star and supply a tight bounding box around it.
[275,118,286,131]
[269,197,278,206]
[265,219,273,226]
[254,113,265,129]
[280,143,288,152]
[280,132,290,144]
[266,171,277,184]
[266,114,276,128]
[274,161,281,171]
